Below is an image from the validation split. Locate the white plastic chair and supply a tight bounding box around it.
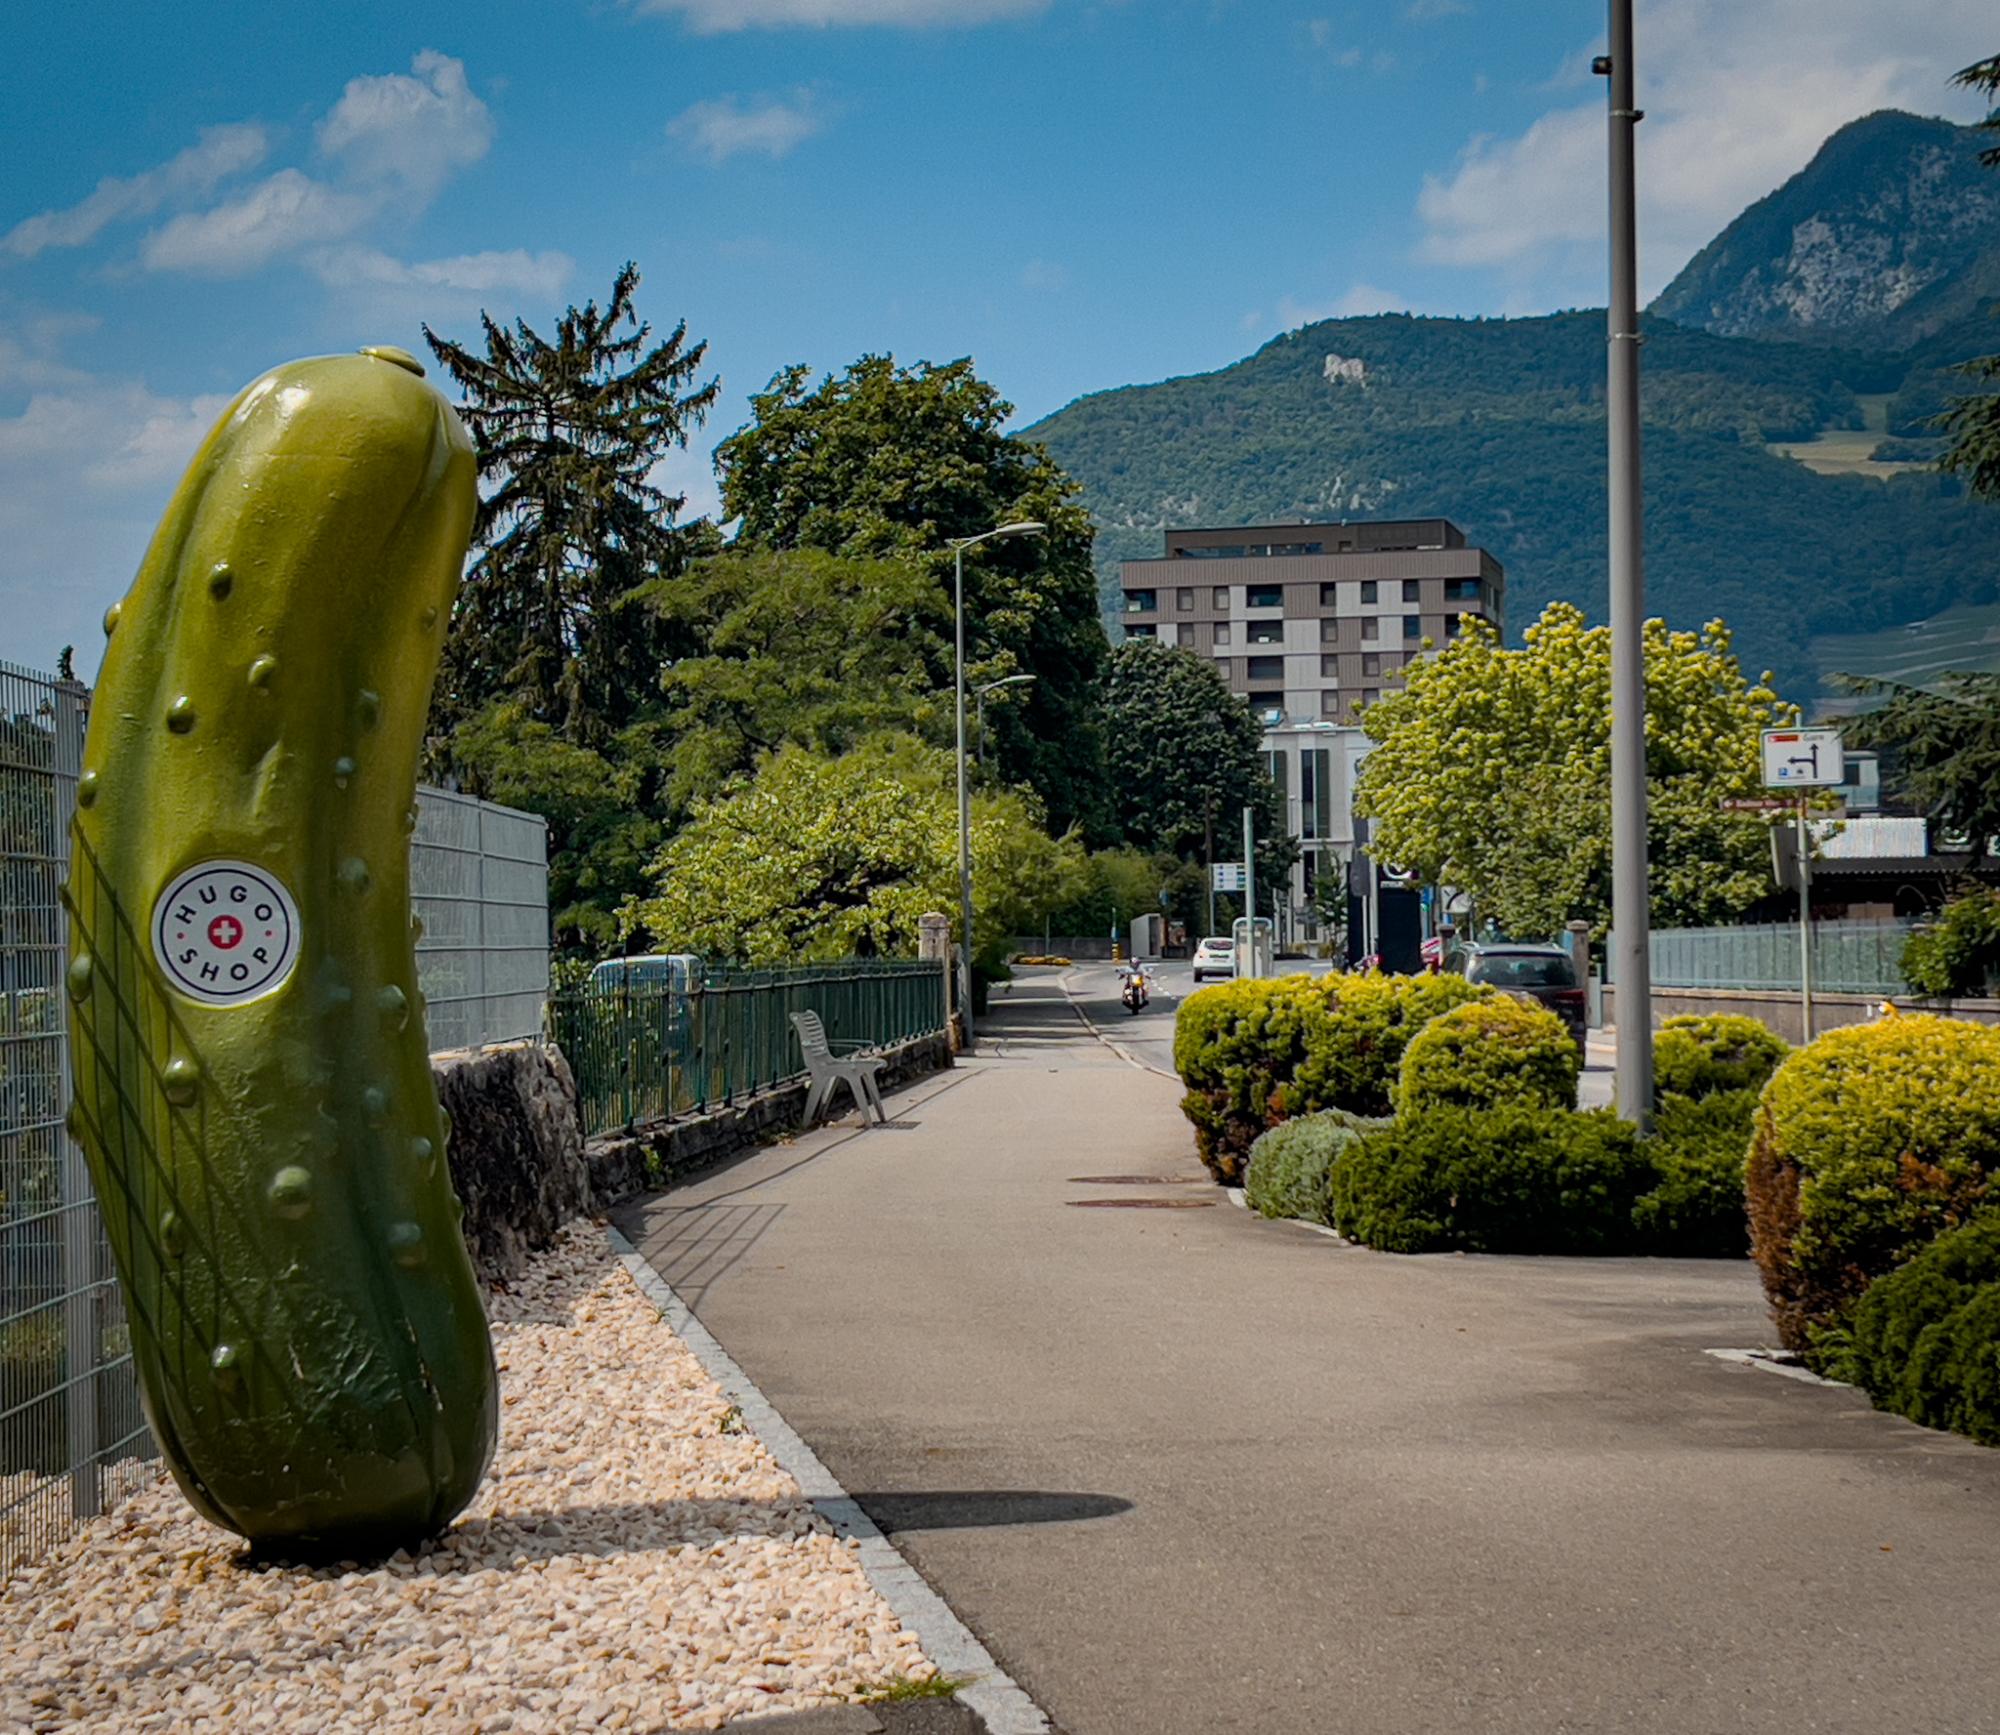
[790,1011,889,1126]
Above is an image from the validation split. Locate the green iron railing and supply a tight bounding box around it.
[548,959,948,1137]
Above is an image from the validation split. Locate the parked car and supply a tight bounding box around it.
[1191,936,1237,983]
[586,953,702,995]
[1441,940,1586,1047]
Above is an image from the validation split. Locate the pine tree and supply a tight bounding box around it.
[1941,55,2000,500]
[423,262,719,746]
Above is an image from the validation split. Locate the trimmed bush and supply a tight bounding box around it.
[1244,1109,1387,1224]
[1746,1014,2000,1356]
[1652,1013,1787,1104]
[1902,890,2000,999]
[1286,972,1490,1119]
[1396,996,1580,1117]
[1842,1213,2000,1446]
[1632,1089,1758,1257]
[1330,1105,1648,1255]
[1174,971,1487,1184]
[1174,974,1329,1184]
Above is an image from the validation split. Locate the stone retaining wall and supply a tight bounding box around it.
[433,1031,952,1278]
[585,1031,953,1209]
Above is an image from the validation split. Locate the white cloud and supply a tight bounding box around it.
[636,0,1047,30]
[2,124,268,259]
[311,245,575,297]
[1416,0,1996,303]
[669,92,825,163]
[1263,286,1414,332]
[141,169,373,276]
[317,50,494,195]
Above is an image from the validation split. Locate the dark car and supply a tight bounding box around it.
[1442,941,1586,1048]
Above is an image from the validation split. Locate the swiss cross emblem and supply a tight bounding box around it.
[151,861,302,1006]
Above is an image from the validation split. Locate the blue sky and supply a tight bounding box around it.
[3,0,1991,676]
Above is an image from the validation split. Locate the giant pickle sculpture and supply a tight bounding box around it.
[64,346,497,1553]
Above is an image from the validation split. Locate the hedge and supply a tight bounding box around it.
[1653,1013,1787,1104]
[1842,1212,2000,1446]
[1631,1089,1758,1258]
[1397,997,1579,1117]
[1330,1105,1648,1255]
[1901,890,2000,999]
[1746,1014,2000,1356]
[1175,972,1486,1184]
[1244,1109,1387,1225]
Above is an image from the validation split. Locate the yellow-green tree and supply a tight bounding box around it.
[621,735,1082,967]
[1355,603,1795,936]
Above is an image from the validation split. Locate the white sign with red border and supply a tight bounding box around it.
[1760,728,1845,791]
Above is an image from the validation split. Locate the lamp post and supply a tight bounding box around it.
[950,520,1046,1053]
[975,673,1037,769]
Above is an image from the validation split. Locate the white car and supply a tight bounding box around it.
[1191,936,1236,983]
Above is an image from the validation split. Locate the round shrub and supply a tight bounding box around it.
[1843,1212,2000,1446]
[1745,1014,2000,1356]
[1244,1109,1387,1225]
[1652,1013,1787,1104]
[1396,996,1580,1117]
[1174,974,1329,1184]
[1631,1089,1757,1257]
[1330,1105,1647,1255]
[1286,971,1490,1119]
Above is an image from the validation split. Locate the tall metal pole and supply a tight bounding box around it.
[1601,0,1653,1125]
[955,543,976,1054]
[1797,792,1815,1043]
[1242,804,1256,978]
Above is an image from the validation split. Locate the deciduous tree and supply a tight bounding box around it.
[1355,603,1794,936]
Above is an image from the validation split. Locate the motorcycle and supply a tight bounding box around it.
[1120,965,1150,1014]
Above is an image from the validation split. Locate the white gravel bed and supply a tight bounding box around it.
[1,1223,931,1732]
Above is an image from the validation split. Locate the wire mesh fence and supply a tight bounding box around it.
[0,659,551,1572]
[549,961,949,1138]
[1609,917,1920,996]
[411,788,550,1052]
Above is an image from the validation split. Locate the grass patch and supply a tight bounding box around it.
[856,1671,974,1703]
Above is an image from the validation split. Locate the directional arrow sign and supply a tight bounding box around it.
[1761,727,1845,790]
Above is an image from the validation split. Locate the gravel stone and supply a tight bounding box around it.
[0,1223,931,1732]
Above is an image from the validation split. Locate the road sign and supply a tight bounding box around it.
[1761,727,1844,790]
[1211,861,1245,892]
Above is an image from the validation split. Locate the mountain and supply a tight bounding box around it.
[1023,112,2000,706]
[1652,110,2000,351]
[1026,312,1998,703]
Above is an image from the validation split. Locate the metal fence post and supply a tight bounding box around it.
[51,679,101,1520]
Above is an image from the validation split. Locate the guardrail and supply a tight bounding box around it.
[549,961,948,1138]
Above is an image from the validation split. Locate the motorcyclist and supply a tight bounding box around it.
[1119,958,1151,1012]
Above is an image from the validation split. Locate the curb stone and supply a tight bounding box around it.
[608,1228,1054,1735]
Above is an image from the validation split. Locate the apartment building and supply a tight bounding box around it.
[1120,518,1505,948]
[1118,517,1505,724]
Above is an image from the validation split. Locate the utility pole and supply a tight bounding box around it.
[1797,792,1816,1043]
[1242,804,1256,978]
[1597,1,1653,1125]
[1204,793,1216,936]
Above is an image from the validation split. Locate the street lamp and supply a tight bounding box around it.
[975,673,1037,769]
[950,520,1046,1054]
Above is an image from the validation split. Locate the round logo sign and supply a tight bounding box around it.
[151,860,301,1006]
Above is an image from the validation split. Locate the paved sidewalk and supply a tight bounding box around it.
[617,976,2000,1735]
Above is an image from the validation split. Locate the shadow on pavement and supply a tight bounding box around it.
[856,1490,1134,1533]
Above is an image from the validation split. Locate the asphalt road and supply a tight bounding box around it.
[617,973,2000,1735]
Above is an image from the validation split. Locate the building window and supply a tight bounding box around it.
[1213,586,1229,609]
[1124,589,1157,613]
[1320,690,1345,719]
[1446,577,1481,602]
[1319,583,1340,609]
[1361,688,1380,708]
[1214,622,1231,646]
[1362,652,1380,677]
[1248,620,1283,645]
[1249,693,1285,725]
[1320,652,1340,678]
[1266,750,1289,805]
[1444,616,1462,640]
[1246,655,1284,682]
[1303,748,1332,839]
[1403,616,1422,641]
[1320,618,1340,644]
[1246,585,1283,609]
[1177,623,1198,647]
[1176,587,1195,612]
[1361,618,1380,642]
[1360,580,1378,604]
[1125,623,1157,640]
[1402,579,1420,602]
